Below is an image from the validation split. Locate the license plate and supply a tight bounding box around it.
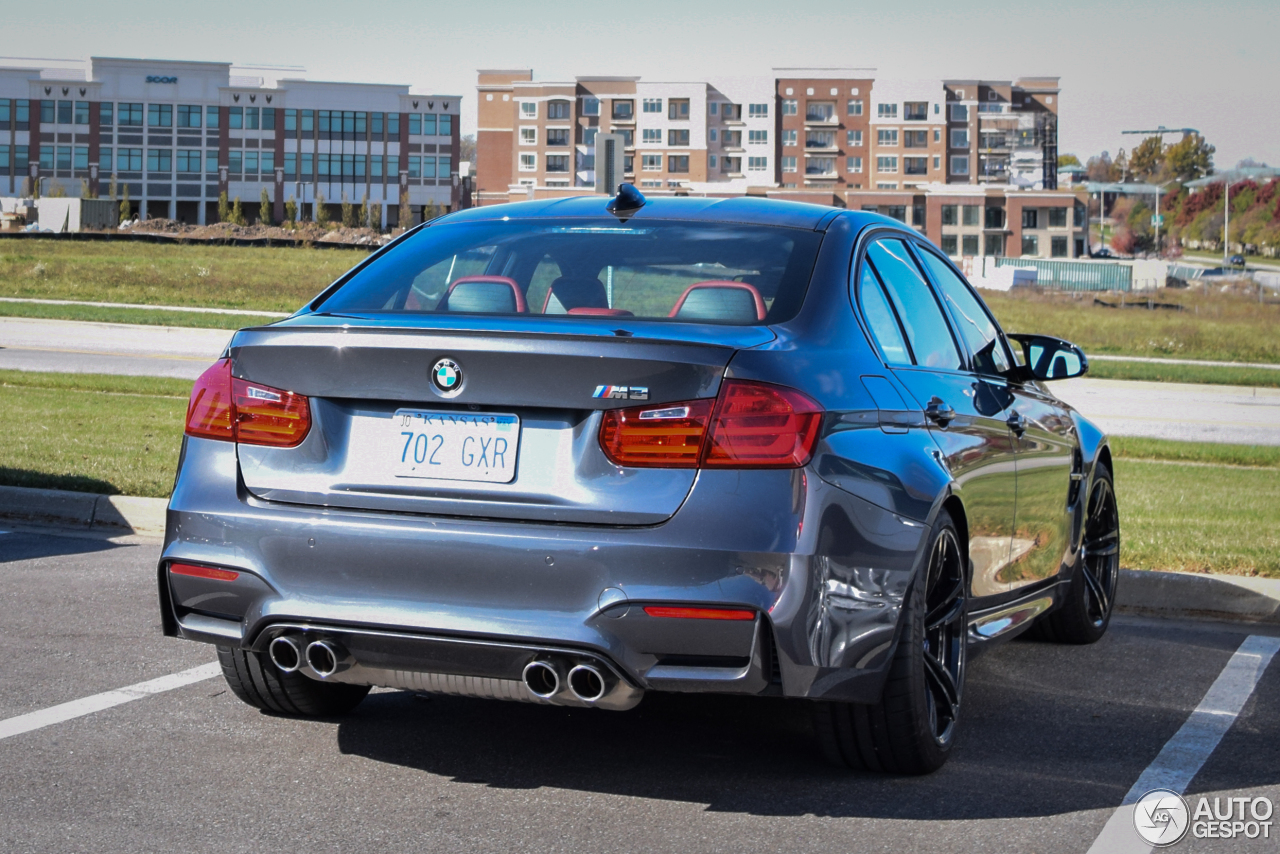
[392,409,520,483]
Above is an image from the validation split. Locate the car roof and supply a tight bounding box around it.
[440,194,883,232]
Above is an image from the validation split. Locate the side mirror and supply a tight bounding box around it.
[1007,334,1089,381]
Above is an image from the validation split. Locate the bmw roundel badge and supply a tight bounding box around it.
[431,358,463,394]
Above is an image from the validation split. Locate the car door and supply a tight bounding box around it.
[856,236,1018,600]
[914,246,1077,591]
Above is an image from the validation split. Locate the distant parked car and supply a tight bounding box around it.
[1228,254,1246,268]
[1092,247,1115,259]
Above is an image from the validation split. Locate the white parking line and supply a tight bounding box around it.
[0,662,221,742]
[1087,634,1280,854]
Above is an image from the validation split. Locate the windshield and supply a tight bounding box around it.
[314,218,824,325]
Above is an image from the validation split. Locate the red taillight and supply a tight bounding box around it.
[598,380,822,470]
[703,380,823,468]
[184,359,311,448]
[599,399,714,468]
[169,562,239,582]
[643,606,756,621]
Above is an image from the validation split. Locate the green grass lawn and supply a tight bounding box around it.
[1,370,1276,576]
[1087,360,1280,388]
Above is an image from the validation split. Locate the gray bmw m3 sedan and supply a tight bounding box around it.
[161,187,1119,774]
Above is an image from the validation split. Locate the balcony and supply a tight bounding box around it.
[904,103,929,121]
[804,134,838,152]
[804,103,838,126]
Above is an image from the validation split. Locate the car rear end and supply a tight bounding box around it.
[159,201,875,710]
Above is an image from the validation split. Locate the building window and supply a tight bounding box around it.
[299,152,313,177]
[847,129,863,147]
[709,128,718,142]
[176,149,199,172]
[904,157,928,176]
[747,156,767,171]
[520,102,537,118]
[546,180,569,188]
[941,205,957,225]
[725,104,744,121]
[877,103,898,118]
[668,129,689,146]
[420,156,435,178]
[583,126,598,147]
[722,130,742,147]
[950,104,968,122]
[847,156,863,173]
[985,207,1006,229]
[1022,235,1038,256]
[73,146,88,170]
[885,205,907,222]
[147,148,172,173]
[1052,235,1069,257]
[56,100,72,124]
[285,109,297,132]
[782,99,798,116]
[147,104,173,128]
[639,179,661,188]
[520,127,536,145]
[641,154,661,171]
[643,98,663,113]
[934,128,941,143]
[806,157,835,175]
[933,155,941,170]
[1022,209,1039,229]
[118,148,142,171]
[941,235,958,256]
[950,155,970,175]
[962,205,980,226]
[904,102,928,121]
[1048,207,1068,227]
[962,234,979,255]
[438,155,451,176]
[667,99,689,120]
[261,152,275,174]
[74,101,89,125]
[614,127,634,146]
[420,113,438,136]
[623,154,634,173]
[612,100,634,120]
[244,152,259,174]
[119,103,144,127]
[876,156,898,173]
[546,154,570,172]
[247,107,262,130]
[876,182,898,190]
[440,114,452,136]
[263,108,276,131]
[39,100,53,124]
[642,128,661,143]
[709,154,718,168]
[406,156,420,178]
[721,156,741,174]
[950,129,969,149]
[748,103,768,117]
[408,114,421,135]
[546,128,570,147]
[228,150,242,174]
[985,234,1004,256]
[770,128,791,147]
[284,152,297,179]
[668,154,689,172]
[782,156,797,173]
[805,102,835,122]
[228,107,243,129]
[582,97,600,116]
[98,147,112,171]
[877,129,898,146]
[847,99,863,116]
[904,130,927,148]
[98,102,112,126]
[748,129,767,144]
[176,105,201,129]
[205,105,219,129]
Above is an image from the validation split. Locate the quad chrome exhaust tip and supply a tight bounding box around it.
[268,635,302,673]
[567,664,607,703]
[305,639,343,678]
[522,660,562,699]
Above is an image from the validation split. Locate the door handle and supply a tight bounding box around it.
[925,397,956,426]
[1007,411,1028,436]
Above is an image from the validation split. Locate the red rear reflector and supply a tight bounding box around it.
[643,606,756,621]
[599,398,713,468]
[597,380,822,470]
[184,359,311,448]
[169,562,239,582]
[704,380,823,468]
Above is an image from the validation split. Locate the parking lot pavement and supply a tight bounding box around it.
[1053,377,1280,445]
[1,529,1278,854]
[0,317,229,379]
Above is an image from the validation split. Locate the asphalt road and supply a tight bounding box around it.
[1,528,1277,853]
[3,317,1279,445]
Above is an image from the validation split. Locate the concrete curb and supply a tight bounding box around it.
[1116,569,1280,624]
[0,485,167,536]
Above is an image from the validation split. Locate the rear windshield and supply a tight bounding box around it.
[314,218,823,325]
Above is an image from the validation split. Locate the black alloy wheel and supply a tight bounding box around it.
[812,509,968,774]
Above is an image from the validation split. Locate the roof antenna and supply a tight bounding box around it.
[606,183,646,220]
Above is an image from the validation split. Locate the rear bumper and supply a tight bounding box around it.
[161,437,928,703]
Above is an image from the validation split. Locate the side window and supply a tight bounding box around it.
[865,239,962,371]
[916,248,1011,376]
[857,266,911,365]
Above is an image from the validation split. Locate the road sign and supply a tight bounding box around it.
[1151,214,1165,227]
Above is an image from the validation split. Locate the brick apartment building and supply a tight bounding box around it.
[1,56,462,227]
[477,67,1085,259]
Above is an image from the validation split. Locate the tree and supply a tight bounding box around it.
[48,181,68,198]
[314,192,330,226]
[1165,133,1214,182]
[1129,136,1164,181]
[399,190,411,229]
[284,197,298,225]
[108,177,118,201]
[1086,151,1114,182]
[231,196,245,226]
[217,191,230,223]
[359,192,370,229]
[369,202,382,231]
[1057,153,1081,168]
[120,185,131,221]
[341,192,355,228]
[460,133,477,164]
[1236,157,1269,169]
[259,189,272,226]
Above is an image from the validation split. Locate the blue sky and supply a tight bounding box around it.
[6,0,1276,168]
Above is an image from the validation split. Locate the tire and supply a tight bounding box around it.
[217,645,370,716]
[1035,463,1120,645]
[812,509,967,775]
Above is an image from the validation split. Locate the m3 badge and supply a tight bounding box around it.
[592,385,649,401]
